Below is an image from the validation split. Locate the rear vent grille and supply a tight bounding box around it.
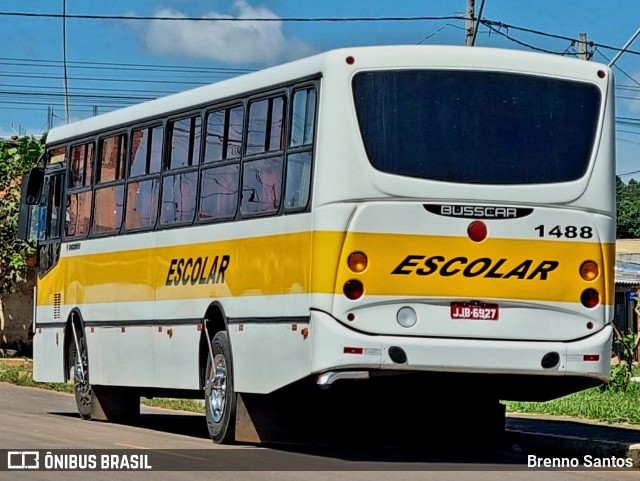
[53,293,62,320]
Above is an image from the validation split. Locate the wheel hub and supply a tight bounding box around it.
[207,354,227,423]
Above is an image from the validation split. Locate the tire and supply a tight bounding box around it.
[204,331,236,443]
[69,327,92,420]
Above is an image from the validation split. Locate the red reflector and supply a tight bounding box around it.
[346,56,355,65]
[468,221,487,242]
[121,326,126,333]
[90,327,94,333]
[584,354,600,361]
[344,347,364,354]
[197,324,203,331]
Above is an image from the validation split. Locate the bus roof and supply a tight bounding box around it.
[46,45,609,145]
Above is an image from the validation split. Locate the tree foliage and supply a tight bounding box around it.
[616,176,640,238]
[0,136,44,295]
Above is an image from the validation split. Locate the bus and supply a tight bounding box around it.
[19,45,615,444]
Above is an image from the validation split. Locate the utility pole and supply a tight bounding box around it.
[465,0,475,46]
[47,107,54,131]
[577,32,589,60]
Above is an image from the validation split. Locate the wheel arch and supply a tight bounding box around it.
[199,301,229,389]
[63,308,85,383]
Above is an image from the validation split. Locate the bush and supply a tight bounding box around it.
[0,136,43,295]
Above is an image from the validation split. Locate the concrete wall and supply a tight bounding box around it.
[0,275,34,346]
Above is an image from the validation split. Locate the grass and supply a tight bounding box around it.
[141,397,204,413]
[3,362,640,425]
[506,382,640,425]
[0,362,204,413]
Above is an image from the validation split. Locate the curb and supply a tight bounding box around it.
[506,429,640,468]
[0,358,32,366]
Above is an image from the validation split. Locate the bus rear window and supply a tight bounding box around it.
[352,70,601,184]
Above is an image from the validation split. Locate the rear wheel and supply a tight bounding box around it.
[204,331,236,443]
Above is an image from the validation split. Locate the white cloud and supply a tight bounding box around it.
[140,1,317,65]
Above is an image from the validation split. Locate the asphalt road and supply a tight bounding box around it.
[0,382,636,481]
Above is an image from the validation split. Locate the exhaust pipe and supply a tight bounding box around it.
[316,371,370,386]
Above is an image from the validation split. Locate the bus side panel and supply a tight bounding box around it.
[154,323,201,390]
[230,321,311,394]
[33,325,65,382]
[86,325,154,387]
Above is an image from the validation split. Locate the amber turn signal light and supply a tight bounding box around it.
[580,261,598,281]
[348,252,368,273]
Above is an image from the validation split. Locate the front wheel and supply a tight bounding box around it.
[69,327,92,419]
[204,331,236,443]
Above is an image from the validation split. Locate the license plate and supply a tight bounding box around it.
[450,302,499,320]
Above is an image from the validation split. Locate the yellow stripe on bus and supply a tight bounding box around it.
[338,232,614,305]
[36,231,614,307]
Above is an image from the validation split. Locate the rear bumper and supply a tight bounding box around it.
[310,310,612,383]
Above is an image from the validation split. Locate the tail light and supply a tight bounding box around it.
[581,288,599,308]
[343,280,364,300]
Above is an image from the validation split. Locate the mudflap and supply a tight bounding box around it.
[91,385,140,423]
[235,376,506,448]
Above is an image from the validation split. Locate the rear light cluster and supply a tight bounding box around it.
[580,260,600,309]
[343,252,367,300]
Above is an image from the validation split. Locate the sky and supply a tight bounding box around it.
[0,0,638,179]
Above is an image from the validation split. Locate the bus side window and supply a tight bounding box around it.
[92,134,127,236]
[66,191,92,238]
[66,141,94,238]
[199,164,239,220]
[242,96,286,215]
[285,87,316,211]
[69,142,94,188]
[126,126,162,230]
[44,174,64,240]
[241,157,283,215]
[169,116,201,169]
[290,88,316,148]
[204,106,244,163]
[125,179,159,230]
[92,185,124,235]
[246,96,285,155]
[284,152,311,210]
[160,172,198,225]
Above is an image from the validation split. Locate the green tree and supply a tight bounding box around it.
[617,176,640,238]
[0,136,44,295]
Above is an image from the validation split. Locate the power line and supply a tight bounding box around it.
[480,19,640,57]
[0,11,463,22]
[595,49,640,88]
[618,169,640,176]
[1,8,639,57]
[0,56,254,74]
[482,22,572,56]
[0,72,213,85]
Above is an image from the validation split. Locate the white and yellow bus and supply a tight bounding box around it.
[20,45,615,444]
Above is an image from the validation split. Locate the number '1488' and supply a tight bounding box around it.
[534,225,593,239]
